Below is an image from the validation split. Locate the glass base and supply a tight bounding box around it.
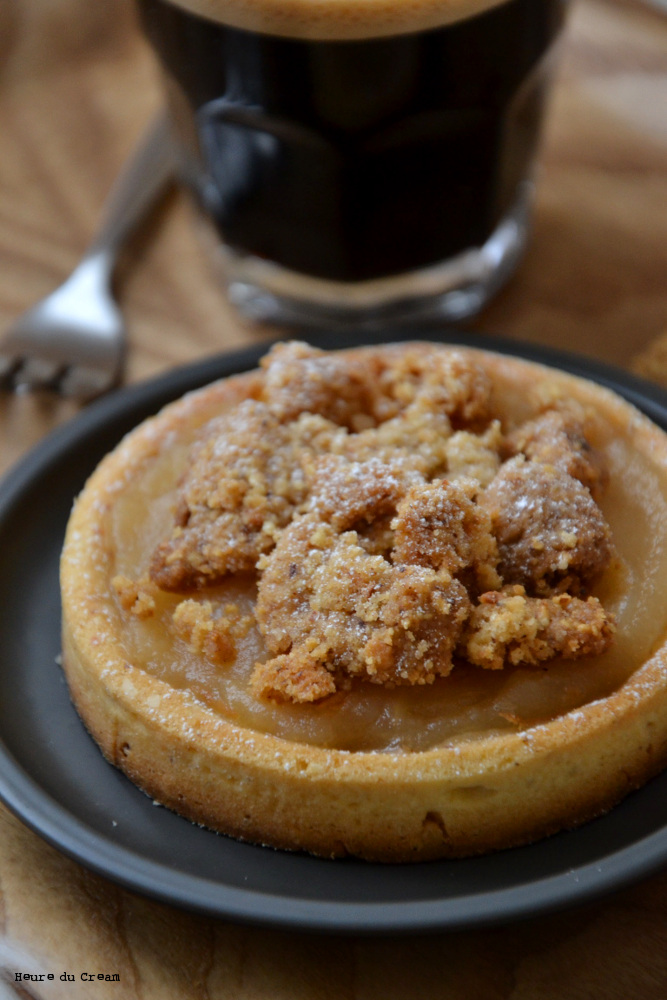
[205,184,533,328]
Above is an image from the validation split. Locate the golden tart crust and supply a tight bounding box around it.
[60,344,667,861]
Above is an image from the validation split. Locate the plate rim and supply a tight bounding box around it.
[2,328,667,934]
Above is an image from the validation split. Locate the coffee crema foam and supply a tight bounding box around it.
[162,0,510,40]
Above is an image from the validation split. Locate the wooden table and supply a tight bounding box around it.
[1,0,666,995]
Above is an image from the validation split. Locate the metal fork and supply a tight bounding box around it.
[0,114,174,401]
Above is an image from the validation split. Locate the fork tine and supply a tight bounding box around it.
[59,364,117,400]
[0,354,19,380]
[0,115,174,404]
[13,357,63,388]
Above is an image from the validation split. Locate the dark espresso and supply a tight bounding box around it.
[138,0,566,283]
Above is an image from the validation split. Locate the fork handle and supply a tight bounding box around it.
[87,113,175,258]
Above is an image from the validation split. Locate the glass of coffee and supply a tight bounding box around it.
[137,0,569,325]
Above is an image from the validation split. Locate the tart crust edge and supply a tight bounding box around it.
[60,347,667,861]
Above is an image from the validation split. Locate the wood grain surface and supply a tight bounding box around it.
[0,0,666,996]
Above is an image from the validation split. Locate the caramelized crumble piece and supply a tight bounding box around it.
[372,345,493,425]
[251,648,337,703]
[260,339,492,429]
[260,340,377,429]
[444,421,502,487]
[505,406,608,500]
[150,402,344,590]
[112,574,156,619]
[172,600,251,665]
[344,400,452,479]
[479,457,614,595]
[306,454,421,533]
[392,479,501,592]
[462,586,615,670]
[253,515,471,701]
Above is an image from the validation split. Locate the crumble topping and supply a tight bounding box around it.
[479,457,614,596]
[391,478,501,591]
[112,574,157,619]
[254,512,471,697]
[149,403,344,589]
[503,403,608,500]
[117,342,618,704]
[172,600,253,665]
[462,586,615,671]
[444,422,502,487]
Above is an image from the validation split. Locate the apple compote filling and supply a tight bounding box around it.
[106,341,667,753]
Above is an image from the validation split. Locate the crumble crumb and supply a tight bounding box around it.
[251,648,337,703]
[172,599,252,665]
[112,574,157,619]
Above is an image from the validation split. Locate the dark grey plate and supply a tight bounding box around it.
[1,329,667,934]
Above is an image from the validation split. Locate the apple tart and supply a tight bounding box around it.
[60,342,667,860]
